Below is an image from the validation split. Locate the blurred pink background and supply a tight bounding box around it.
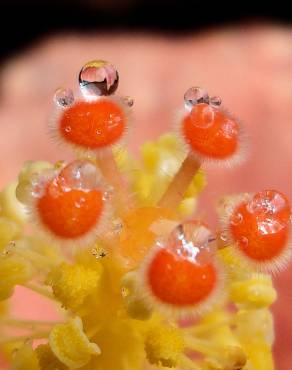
[0,24,292,369]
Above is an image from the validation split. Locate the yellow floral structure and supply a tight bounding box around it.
[0,62,290,370]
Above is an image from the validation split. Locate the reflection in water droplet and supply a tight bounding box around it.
[166,221,216,264]
[79,60,119,98]
[247,190,288,216]
[257,218,285,235]
[184,87,209,110]
[54,88,74,107]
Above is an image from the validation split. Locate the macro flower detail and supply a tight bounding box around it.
[49,317,101,368]
[46,261,103,310]
[0,60,291,370]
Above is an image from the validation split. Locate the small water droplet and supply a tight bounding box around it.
[230,212,243,226]
[65,126,72,133]
[54,87,74,107]
[79,60,119,98]
[210,95,222,107]
[220,232,228,242]
[239,236,249,249]
[184,87,209,110]
[122,96,134,107]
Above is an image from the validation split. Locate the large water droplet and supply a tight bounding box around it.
[79,60,119,98]
[166,221,216,264]
[184,87,209,110]
[54,88,74,107]
[59,160,102,192]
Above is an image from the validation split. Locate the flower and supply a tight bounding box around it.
[0,63,288,370]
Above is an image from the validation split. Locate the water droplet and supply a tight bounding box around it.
[79,60,119,98]
[60,160,102,191]
[184,87,209,110]
[166,221,216,264]
[239,236,249,249]
[220,232,228,242]
[65,126,72,133]
[122,96,134,107]
[54,87,74,107]
[230,212,243,226]
[210,95,222,107]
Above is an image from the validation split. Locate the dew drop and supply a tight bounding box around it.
[79,60,119,98]
[65,126,72,133]
[54,87,74,107]
[184,87,209,110]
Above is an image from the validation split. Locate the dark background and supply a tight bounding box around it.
[1,0,292,61]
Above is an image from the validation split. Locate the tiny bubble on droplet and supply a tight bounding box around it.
[79,60,119,98]
[184,86,209,110]
[54,88,74,107]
